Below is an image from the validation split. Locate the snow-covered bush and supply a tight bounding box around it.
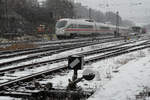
[136,51,146,58]
[115,56,134,65]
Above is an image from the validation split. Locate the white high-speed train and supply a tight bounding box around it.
[55,18,129,38]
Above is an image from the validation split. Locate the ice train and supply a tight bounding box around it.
[55,18,129,38]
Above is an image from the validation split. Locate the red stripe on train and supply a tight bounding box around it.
[65,28,94,31]
[65,28,113,32]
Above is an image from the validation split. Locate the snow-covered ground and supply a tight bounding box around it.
[37,48,150,100]
[1,39,150,100]
[0,96,21,100]
[88,49,150,100]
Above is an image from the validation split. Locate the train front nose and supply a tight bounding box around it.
[55,20,68,36]
[56,28,65,36]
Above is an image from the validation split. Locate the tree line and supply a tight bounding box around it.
[0,0,134,35]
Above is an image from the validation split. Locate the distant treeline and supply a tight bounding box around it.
[0,0,134,35]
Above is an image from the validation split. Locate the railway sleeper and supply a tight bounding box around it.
[35,65,41,68]
[8,70,16,74]
[42,63,47,66]
[0,89,94,100]
[28,67,33,69]
[19,68,25,71]
[0,73,5,76]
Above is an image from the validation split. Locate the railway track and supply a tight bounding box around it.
[34,36,114,46]
[0,39,146,71]
[0,35,102,47]
[0,37,116,59]
[0,39,41,47]
[0,35,144,64]
[0,40,149,91]
[0,36,114,55]
[0,37,125,67]
[0,40,137,73]
[0,35,141,57]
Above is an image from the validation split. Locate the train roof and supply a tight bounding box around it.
[57,18,129,29]
[57,18,89,22]
[58,18,109,26]
[58,18,95,25]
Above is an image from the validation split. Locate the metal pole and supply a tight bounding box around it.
[72,69,78,81]
[89,8,91,19]
[116,11,119,37]
[5,0,9,33]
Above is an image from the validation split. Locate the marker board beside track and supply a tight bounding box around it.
[68,55,83,70]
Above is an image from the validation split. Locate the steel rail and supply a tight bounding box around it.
[0,41,149,90]
[0,36,114,55]
[0,40,148,74]
[0,38,123,67]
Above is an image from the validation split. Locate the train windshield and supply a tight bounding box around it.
[56,20,67,28]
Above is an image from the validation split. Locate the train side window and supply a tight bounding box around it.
[131,26,141,33]
[78,25,93,29]
[100,26,110,30]
[67,24,73,28]
[67,24,77,28]
[78,25,84,28]
[87,25,93,28]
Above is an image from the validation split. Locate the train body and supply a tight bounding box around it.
[55,18,129,38]
[130,26,146,35]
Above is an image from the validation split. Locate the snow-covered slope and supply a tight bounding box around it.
[88,49,150,100]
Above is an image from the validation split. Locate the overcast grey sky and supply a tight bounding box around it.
[76,0,150,25]
[38,0,150,25]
